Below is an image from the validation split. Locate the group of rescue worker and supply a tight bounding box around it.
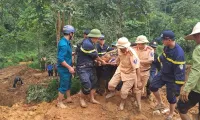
[56,22,200,120]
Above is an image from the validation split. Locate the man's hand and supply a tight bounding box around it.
[134,85,138,91]
[101,60,107,65]
[109,63,117,66]
[72,52,76,56]
[68,66,75,74]
[180,90,189,103]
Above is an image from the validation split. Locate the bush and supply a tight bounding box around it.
[26,78,81,103]
[45,79,59,102]
[70,76,81,95]
[26,79,59,103]
[26,85,47,103]
[28,61,40,69]
[0,51,37,69]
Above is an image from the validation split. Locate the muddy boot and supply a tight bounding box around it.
[57,102,67,109]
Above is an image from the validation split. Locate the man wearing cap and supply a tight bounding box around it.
[177,22,200,120]
[108,37,141,111]
[96,34,113,95]
[133,35,154,96]
[57,25,75,108]
[150,30,185,120]
[76,29,106,108]
[76,29,91,55]
[111,41,117,49]
[146,41,161,99]
[83,29,90,39]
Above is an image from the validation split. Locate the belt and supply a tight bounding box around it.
[77,63,94,68]
[142,68,151,72]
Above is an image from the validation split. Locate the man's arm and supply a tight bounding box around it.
[173,55,186,86]
[130,56,140,89]
[184,48,200,93]
[95,56,106,64]
[81,43,106,64]
[140,60,153,65]
[58,45,74,73]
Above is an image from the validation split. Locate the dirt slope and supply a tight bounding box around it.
[0,93,166,120]
[0,65,48,106]
[0,65,198,120]
[0,92,198,120]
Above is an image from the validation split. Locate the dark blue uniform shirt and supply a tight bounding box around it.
[96,43,113,57]
[76,38,98,67]
[158,43,185,85]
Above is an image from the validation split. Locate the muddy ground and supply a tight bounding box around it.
[0,65,199,120]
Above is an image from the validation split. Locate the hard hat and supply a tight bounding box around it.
[87,29,102,38]
[63,25,75,34]
[116,37,131,48]
[111,41,117,47]
[149,41,158,48]
[135,35,149,44]
[99,34,105,40]
[83,29,90,35]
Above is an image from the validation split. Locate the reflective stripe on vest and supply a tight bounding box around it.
[98,52,107,55]
[175,80,185,85]
[80,46,96,53]
[163,52,185,65]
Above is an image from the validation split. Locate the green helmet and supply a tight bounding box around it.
[111,41,117,46]
[87,29,101,38]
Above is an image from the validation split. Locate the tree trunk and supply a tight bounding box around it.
[68,11,71,25]
[56,11,61,45]
[37,27,41,68]
[118,0,122,37]
[61,11,65,30]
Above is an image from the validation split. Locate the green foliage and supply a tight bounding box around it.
[45,79,59,102]
[70,76,81,95]
[0,51,37,69]
[26,79,59,103]
[28,61,40,69]
[26,77,81,103]
[156,45,164,56]
[26,84,47,103]
[1,0,199,66]
[0,61,16,69]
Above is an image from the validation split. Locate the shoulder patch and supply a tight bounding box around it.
[179,64,184,70]
[150,52,154,57]
[133,59,138,64]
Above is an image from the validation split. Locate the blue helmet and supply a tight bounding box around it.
[83,29,90,35]
[99,34,105,40]
[63,25,75,34]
